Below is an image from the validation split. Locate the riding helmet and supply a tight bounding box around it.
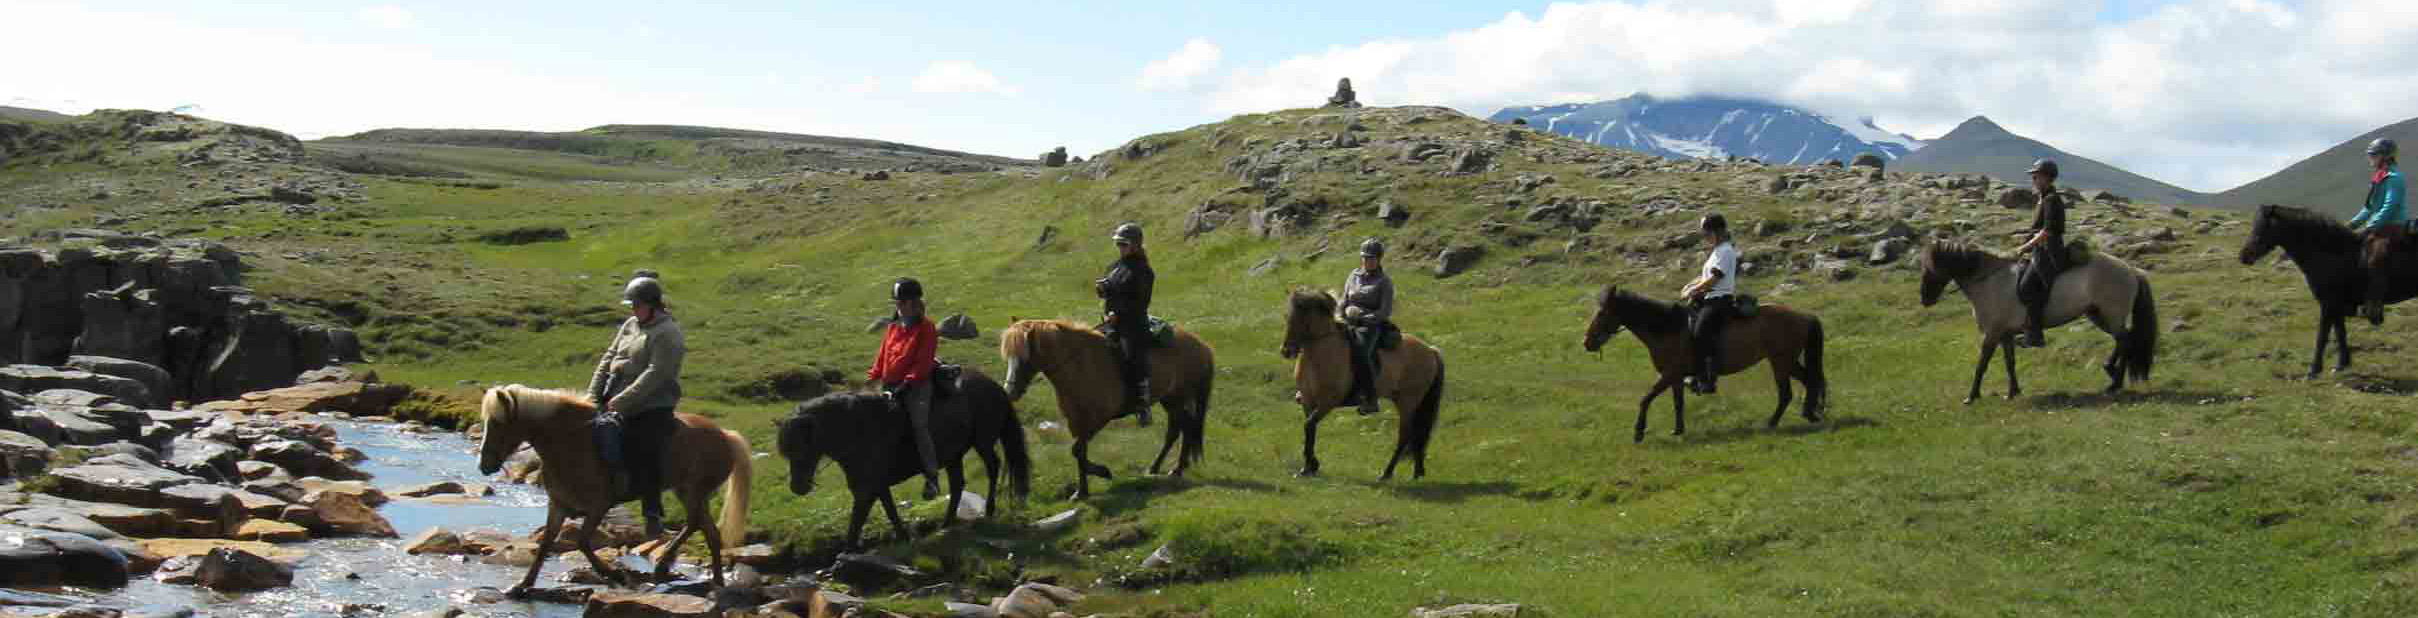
[891,277,924,302]
[2369,138,2398,158]
[1359,238,1385,258]
[2027,158,2060,179]
[1700,213,1728,234]
[1111,222,1145,245]
[622,276,665,307]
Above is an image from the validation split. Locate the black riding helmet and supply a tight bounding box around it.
[1359,237,1385,258]
[2369,138,2398,158]
[622,276,664,307]
[891,277,924,302]
[1111,222,1144,245]
[2027,158,2060,180]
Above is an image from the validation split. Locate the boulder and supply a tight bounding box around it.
[727,542,779,566]
[0,506,122,540]
[402,527,466,556]
[1434,246,1485,278]
[155,485,251,534]
[806,591,864,618]
[44,456,209,506]
[1997,187,2037,209]
[0,429,54,477]
[1450,148,1492,174]
[827,552,921,590]
[0,525,129,589]
[947,602,1001,618]
[1039,146,1070,167]
[296,490,396,538]
[194,380,411,419]
[199,310,300,400]
[1849,153,1885,171]
[582,591,717,618]
[938,314,980,341]
[396,481,469,498]
[167,483,287,519]
[65,357,172,407]
[295,324,364,367]
[2,494,179,537]
[293,366,353,385]
[231,519,308,543]
[1868,238,1910,265]
[1031,508,1081,533]
[991,584,1059,618]
[861,170,890,181]
[250,438,368,481]
[0,366,153,410]
[1323,77,1360,109]
[1376,200,1410,227]
[194,546,292,591]
[137,538,305,565]
[1411,604,1523,618]
[164,436,242,481]
[236,461,283,481]
[72,287,168,367]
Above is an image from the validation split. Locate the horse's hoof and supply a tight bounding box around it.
[504,584,533,600]
[1295,467,1319,478]
[1632,432,1646,444]
[1962,396,1977,405]
[1378,473,1393,482]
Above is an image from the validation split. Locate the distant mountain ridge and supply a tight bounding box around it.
[1486,94,1923,165]
[2214,115,2418,214]
[325,125,1034,173]
[1895,116,2209,207]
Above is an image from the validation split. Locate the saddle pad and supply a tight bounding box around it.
[1148,316,1176,347]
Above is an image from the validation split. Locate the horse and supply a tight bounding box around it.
[1280,289,1445,480]
[2239,204,2418,378]
[1581,286,1827,443]
[775,369,1033,549]
[1917,242,2158,402]
[475,385,751,594]
[998,319,1215,500]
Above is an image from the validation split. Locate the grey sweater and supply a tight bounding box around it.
[1343,268,1395,324]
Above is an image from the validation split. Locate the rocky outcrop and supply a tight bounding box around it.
[1324,78,1361,109]
[194,546,292,591]
[0,525,130,589]
[1040,147,1069,168]
[0,365,153,409]
[45,455,209,506]
[65,356,171,409]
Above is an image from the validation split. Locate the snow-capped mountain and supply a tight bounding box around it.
[1486,94,1924,164]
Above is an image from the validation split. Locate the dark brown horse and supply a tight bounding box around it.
[1281,289,1445,480]
[1581,286,1827,443]
[774,370,1032,549]
[2239,204,2418,378]
[998,319,1215,499]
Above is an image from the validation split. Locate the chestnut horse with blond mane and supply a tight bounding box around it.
[999,319,1215,499]
[477,385,752,594]
[1281,289,1446,480]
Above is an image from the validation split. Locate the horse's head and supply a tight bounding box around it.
[1583,285,1624,352]
[775,400,831,496]
[2240,204,2281,265]
[476,386,530,476]
[1282,288,1339,359]
[1916,243,1966,308]
[998,318,1042,401]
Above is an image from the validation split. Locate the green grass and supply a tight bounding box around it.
[9,106,2418,616]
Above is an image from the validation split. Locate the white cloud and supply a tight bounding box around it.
[356,4,413,29]
[1203,0,2418,193]
[846,76,881,95]
[910,61,1016,96]
[1137,38,1223,92]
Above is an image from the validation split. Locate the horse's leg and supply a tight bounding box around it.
[509,506,567,596]
[1148,400,1181,476]
[1671,376,1687,437]
[2308,308,2334,379]
[1298,405,1330,477]
[878,489,911,542]
[1380,415,1410,482]
[1070,434,1111,500]
[941,463,967,528]
[2101,328,2126,393]
[973,444,1001,517]
[2332,308,2353,373]
[2000,336,2021,399]
[1767,357,1795,429]
[1965,338,1998,404]
[574,511,623,586]
[1635,375,1675,443]
[696,494,726,588]
[845,494,874,550]
[651,494,700,581]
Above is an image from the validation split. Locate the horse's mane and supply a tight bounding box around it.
[776,392,885,454]
[998,319,1103,361]
[1288,287,1337,316]
[2254,204,2360,250]
[481,384,594,425]
[1599,286,1689,335]
[1920,241,2004,278]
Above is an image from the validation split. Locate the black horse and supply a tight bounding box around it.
[776,369,1032,549]
[2240,204,2418,378]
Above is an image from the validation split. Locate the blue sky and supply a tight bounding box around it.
[9,0,2410,193]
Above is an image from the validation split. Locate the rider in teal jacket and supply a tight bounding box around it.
[2349,138,2406,324]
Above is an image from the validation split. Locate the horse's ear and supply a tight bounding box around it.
[497,388,518,418]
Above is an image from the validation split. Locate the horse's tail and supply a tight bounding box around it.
[1802,315,1828,413]
[999,400,1033,506]
[1408,354,1444,458]
[2127,277,2158,381]
[717,429,752,551]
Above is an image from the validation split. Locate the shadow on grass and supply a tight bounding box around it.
[1361,480,1530,504]
[2335,374,2418,396]
[1066,474,1284,518]
[2021,390,2255,409]
[1672,415,1881,446]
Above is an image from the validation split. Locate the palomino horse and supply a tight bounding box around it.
[1918,242,2158,402]
[2239,204,2418,378]
[1582,286,1827,443]
[999,319,1215,499]
[775,370,1033,549]
[476,385,752,593]
[1281,289,1445,480]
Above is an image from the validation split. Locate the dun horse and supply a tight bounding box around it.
[999,319,1216,499]
[1917,242,2158,401]
[2239,204,2418,378]
[476,385,751,593]
[1582,286,1827,443]
[1281,289,1445,480]
[776,370,1032,549]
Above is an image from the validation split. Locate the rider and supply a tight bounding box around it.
[1342,238,1395,416]
[868,277,944,499]
[2348,138,2406,325]
[1095,222,1155,426]
[586,272,686,537]
[1679,214,1740,394]
[2013,158,2068,348]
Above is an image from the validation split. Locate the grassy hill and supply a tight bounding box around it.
[7,105,2418,617]
[1898,116,2211,207]
[2216,115,2418,213]
[0,105,73,124]
[317,123,1034,178]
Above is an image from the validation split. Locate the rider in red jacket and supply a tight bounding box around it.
[869,277,943,499]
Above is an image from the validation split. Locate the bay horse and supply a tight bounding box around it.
[1917,242,2158,402]
[1281,289,1445,480]
[2239,204,2418,378]
[1581,286,1827,443]
[775,370,1032,549]
[999,319,1215,499]
[476,385,751,593]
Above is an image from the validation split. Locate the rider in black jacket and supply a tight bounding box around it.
[1096,222,1156,425]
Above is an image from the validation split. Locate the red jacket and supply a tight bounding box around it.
[868,317,939,386]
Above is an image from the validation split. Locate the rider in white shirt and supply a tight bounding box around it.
[1678,214,1740,394]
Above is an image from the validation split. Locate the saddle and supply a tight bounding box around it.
[1106,316,1179,351]
[931,362,963,399]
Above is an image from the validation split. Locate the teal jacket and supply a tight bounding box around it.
[2349,166,2406,230]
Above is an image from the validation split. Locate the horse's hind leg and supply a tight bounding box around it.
[2101,333,2127,392]
[973,445,1001,517]
[508,506,567,595]
[574,513,625,586]
[2000,335,2021,399]
[1148,401,1181,476]
[1767,359,1795,429]
[878,489,911,542]
[1671,379,1687,437]
[1635,375,1676,443]
[1380,412,1410,482]
[2331,309,2353,373]
[1965,338,1998,404]
[651,494,701,581]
